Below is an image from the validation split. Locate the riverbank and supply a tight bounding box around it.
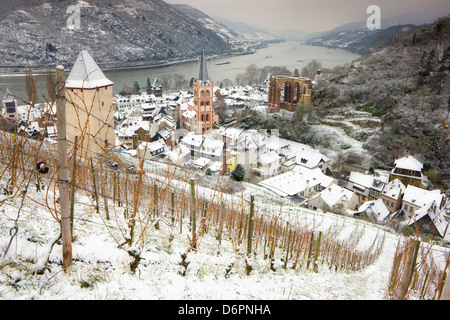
[0,44,267,77]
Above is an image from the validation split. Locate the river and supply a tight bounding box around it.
[0,41,359,102]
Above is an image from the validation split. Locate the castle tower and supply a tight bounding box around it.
[2,88,17,122]
[65,50,115,154]
[192,49,215,134]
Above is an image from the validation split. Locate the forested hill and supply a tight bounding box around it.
[0,0,245,72]
[313,16,450,188]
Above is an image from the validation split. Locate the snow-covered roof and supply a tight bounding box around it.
[182,109,196,119]
[407,201,450,241]
[66,50,114,89]
[138,139,166,153]
[218,127,243,140]
[358,198,390,222]
[181,132,203,148]
[402,185,443,208]
[381,178,405,200]
[259,151,281,164]
[166,144,190,164]
[259,165,334,197]
[349,172,375,189]
[394,155,423,172]
[208,161,223,172]
[313,184,355,208]
[3,88,15,103]
[201,138,223,157]
[192,157,210,169]
[116,116,149,137]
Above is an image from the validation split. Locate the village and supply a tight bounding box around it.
[1,49,450,246]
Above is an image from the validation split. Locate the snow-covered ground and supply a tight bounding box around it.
[0,160,447,300]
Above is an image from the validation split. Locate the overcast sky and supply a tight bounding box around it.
[165,0,450,32]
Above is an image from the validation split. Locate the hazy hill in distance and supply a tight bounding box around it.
[0,0,247,72]
[305,13,449,53]
[212,16,284,43]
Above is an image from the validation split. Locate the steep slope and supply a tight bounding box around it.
[311,17,450,188]
[0,0,242,72]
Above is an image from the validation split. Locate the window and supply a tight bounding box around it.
[404,204,408,211]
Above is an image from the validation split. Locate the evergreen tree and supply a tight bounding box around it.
[231,164,245,181]
[146,78,152,93]
[133,81,140,93]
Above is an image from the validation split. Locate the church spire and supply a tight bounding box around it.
[198,48,208,83]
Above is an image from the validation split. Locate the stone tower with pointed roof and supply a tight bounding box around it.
[192,49,217,134]
[65,50,115,154]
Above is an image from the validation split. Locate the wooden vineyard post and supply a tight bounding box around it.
[171,191,175,224]
[190,178,196,250]
[90,158,99,214]
[247,194,255,256]
[55,65,72,272]
[99,156,109,220]
[69,134,78,241]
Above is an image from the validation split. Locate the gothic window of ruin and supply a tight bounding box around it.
[283,82,291,104]
[293,83,300,103]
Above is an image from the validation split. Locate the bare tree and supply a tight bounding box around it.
[301,60,322,78]
[160,74,173,92]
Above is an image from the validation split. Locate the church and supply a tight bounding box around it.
[179,49,219,134]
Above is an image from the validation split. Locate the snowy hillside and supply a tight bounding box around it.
[1,151,448,301]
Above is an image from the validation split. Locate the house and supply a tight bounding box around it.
[308,184,359,212]
[166,144,191,166]
[401,185,443,217]
[379,178,406,214]
[356,198,390,222]
[137,139,167,160]
[149,113,176,147]
[180,132,224,163]
[231,130,267,175]
[344,172,388,205]
[252,151,282,181]
[405,200,450,242]
[390,155,427,188]
[200,137,224,162]
[259,165,336,199]
[180,132,204,159]
[265,134,330,174]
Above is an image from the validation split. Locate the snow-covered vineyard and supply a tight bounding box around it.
[1,146,449,300]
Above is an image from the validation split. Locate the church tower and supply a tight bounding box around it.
[192,49,215,134]
[65,50,115,154]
